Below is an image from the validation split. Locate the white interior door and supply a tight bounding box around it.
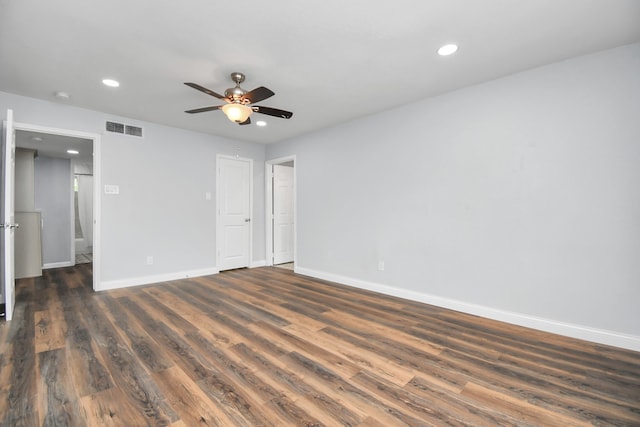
[217,157,252,271]
[273,164,294,264]
[2,109,17,320]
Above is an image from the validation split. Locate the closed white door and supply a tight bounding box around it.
[217,157,252,271]
[2,109,16,320]
[273,164,294,264]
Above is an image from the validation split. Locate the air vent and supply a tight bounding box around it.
[105,121,144,138]
[106,121,124,134]
[125,125,143,137]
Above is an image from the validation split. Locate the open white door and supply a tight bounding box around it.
[273,164,294,264]
[217,156,252,271]
[1,109,17,320]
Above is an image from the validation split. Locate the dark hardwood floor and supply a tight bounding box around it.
[1,264,639,426]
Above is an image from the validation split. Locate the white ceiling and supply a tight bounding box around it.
[15,130,93,164]
[1,0,639,144]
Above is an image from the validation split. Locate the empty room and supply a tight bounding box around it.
[1,1,639,425]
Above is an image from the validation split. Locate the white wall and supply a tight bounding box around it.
[0,92,267,287]
[267,43,640,349]
[34,155,72,266]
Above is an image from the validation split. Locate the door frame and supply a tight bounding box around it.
[13,121,101,290]
[216,154,253,271]
[265,155,296,267]
[2,109,16,320]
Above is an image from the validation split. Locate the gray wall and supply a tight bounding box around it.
[267,43,640,340]
[99,123,265,282]
[34,155,72,265]
[0,92,267,284]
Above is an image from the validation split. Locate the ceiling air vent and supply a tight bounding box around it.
[125,125,143,137]
[106,121,125,134]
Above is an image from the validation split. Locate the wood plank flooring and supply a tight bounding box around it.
[1,264,639,426]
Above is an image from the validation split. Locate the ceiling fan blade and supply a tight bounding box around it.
[184,82,226,100]
[254,106,293,119]
[184,105,224,114]
[239,117,251,126]
[242,86,275,104]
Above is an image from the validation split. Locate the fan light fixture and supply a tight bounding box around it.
[222,103,252,123]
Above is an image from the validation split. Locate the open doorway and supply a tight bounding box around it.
[12,122,100,290]
[266,156,296,270]
[16,130,94,272]
[73,171,94,265]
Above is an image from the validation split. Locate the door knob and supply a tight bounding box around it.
[245,218,251,222]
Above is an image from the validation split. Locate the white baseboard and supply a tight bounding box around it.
[43,261,74,269]
[98,267,219,291]
[294,266,640,352]
[250,260,267,268]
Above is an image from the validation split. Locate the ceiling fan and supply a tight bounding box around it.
[184,72,293,125]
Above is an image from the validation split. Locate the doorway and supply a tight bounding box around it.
[12,121,100,289]
[15,130,94,270]
[265,155,296,269]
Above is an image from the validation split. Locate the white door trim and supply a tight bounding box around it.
[2,109,16,320]
[13,121,101,290]
[265,155,296,267]
[216,154,253,270]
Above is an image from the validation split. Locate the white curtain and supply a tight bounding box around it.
[77,175,94,248]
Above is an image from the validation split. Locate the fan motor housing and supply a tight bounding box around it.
[225,86,246,100]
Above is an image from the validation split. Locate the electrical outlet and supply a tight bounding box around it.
[146,256,153,265]
[377,260,385,271]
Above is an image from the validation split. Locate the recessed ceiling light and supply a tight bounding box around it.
[437,44,458,56]
[256,120,267,127]
[54,91,71,100]
[102,78,120,87]
[67,149,79,155]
